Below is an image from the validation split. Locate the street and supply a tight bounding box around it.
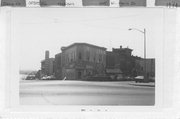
[19,80,155,105]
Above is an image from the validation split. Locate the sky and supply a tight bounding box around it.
[11,8,164,71]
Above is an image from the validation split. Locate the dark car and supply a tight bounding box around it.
[26,75,35,80]
[149,77,155,82]
[124,76,133,81]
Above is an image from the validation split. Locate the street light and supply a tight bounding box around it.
[128,28,147,82]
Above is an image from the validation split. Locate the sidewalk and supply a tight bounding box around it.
[128,82,155,87]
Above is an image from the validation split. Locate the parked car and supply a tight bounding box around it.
[149,77,155,82]
[47,75,55,80]
[124,76,133,81]
[26,75,35,80]
[41,76,48,80]
[116,74,123,80]
[41,75,55,80]
[134,76,144,83]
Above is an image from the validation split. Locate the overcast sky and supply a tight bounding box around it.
[11,8,164,71]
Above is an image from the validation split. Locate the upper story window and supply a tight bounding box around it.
[73,52,76,61]
[93,56,96,62]
[78,52,82,60]
[66,54,69,64]
[99,54,102,63]
[71,52,73,62]
[86,51,90,61]
[87,46,90,51]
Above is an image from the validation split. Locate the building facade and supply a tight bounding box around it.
[106,46,135,76]
[54,53,62,79]
[61,43,106,80]
[135,58,155,78]
[41,51,54,76]
[39,44,155,80]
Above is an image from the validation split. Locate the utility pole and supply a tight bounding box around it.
[128,28,147,82]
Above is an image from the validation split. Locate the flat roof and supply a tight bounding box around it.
[61,43,107,51]
[41,58,54,62]
[113,48,133,51]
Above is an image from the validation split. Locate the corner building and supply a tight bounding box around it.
[61,43,106,80]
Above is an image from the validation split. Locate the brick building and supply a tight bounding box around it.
[61,43,106,80]
[41,51,54,76]
[53,53,62,79]
[106,46,135,76]
[135,58,155,77]
[41,44,155,80]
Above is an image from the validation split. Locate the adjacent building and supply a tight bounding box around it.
[106,46,135,77]
[135,58,155,77]
[54,53,62,79]
[61,43,106,80]
[41,51,54,76]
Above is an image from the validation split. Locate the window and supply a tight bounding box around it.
[71,52,73,62]
[86,51,90,61]
[78,52,82,60]
[87,46,90,51]
[66,54,69,63]
[99,54,102,62]
[74,52,76,60]
[94,56,96,62]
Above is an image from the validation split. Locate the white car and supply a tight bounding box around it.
[134,76,144,83]
[41,76,48,80]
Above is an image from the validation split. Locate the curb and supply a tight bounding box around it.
[129,83,155,87]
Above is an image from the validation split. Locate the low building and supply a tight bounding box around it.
[135,58,155,78]
[41,50,54,76]
[61,43,106,80]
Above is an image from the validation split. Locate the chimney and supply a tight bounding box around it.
[61,47,66,51]
[45,50,49,59]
